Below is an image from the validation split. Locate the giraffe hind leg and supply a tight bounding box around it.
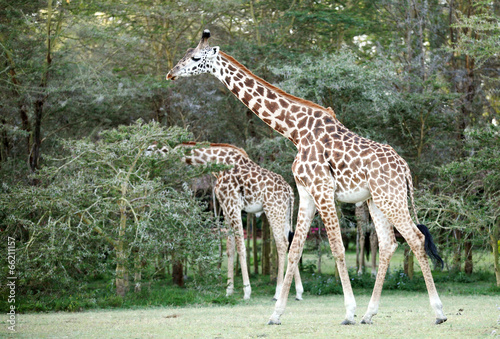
[366,199,446,324]
[361,199,398,325]
[221,201,252,300]
[398,223,446,324]
[268,185,315,325]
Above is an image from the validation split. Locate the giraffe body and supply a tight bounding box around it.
[156,142,303,301]
[166,30,446,325]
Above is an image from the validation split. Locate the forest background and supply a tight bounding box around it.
[0,0,499,312]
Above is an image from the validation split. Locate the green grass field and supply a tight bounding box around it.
[8,293,500,338]
[4,244,499,338]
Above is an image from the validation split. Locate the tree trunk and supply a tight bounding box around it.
[404,246,414,279]
[29,0,65,174]
[172,261,184,287]
[115,240,129,297]
[261,214,271,275]
[449,0,479,160]
[464,233,473,275]
[452,229,463,272]
[116,196,129,296]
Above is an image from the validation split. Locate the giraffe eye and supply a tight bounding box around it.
[192,56,201,62]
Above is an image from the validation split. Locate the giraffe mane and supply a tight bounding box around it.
[219,51,337,119]
[180,141,249,158]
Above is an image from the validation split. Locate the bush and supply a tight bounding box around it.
[0,121,222,303]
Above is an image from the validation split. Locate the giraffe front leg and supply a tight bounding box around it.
[234,226,251,300]
[269,219,287,301]
[268,184,316,325]
[306,179,357,325]
[220,196,251,300]
[322,210,356,325]
[226,234,235,297]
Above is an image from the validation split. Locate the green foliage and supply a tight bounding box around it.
[421,125,500,233]
[0,121,221,295]
[451,1,500,66]
[271,50,399,121]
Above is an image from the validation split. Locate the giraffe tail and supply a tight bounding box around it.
[416,224,444,269]
[405,166,420,225]
[406,165,443,268]
[288,231,295,252]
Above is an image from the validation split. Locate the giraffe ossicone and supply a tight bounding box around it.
[149,142,303,301]
[167,30,446,325]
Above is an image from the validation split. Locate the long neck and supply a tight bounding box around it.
[184,146,245,166]
[213,51,338,146]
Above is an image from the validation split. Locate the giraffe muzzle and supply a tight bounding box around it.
[166,72,177,81]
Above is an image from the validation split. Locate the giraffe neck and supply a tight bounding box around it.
[213,52,340,146]
[180,143,249,167]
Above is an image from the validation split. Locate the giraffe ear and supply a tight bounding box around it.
[208,46,220,59]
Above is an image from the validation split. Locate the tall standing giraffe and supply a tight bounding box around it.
[166,30,446,325]
[148,142,303,301]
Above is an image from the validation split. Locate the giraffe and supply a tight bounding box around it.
[166,30,447,325]
[147,142,304,301]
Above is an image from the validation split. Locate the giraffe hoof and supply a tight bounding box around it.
[295,297,303,301]
[360,319,372,325]
[267,319,281,325]
[435,317,447,325]
[341,319,356,325]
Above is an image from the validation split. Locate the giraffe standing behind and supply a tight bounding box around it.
[148,142,303,301]
[166,30,446,325]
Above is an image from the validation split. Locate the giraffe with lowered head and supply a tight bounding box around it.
[166,30,446,325]
[147,142,303,301]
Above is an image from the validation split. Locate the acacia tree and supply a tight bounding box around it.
[420,125,500,284]
[1,121,221,296]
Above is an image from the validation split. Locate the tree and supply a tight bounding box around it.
[421,125,500,283]
[1,121,221,296]
[1,0,70,174]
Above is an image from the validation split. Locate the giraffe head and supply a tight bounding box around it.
[145,143,170,157]
[166,29,220,80]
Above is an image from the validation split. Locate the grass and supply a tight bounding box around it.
[4,245,499,337]
[8,293,500,338]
